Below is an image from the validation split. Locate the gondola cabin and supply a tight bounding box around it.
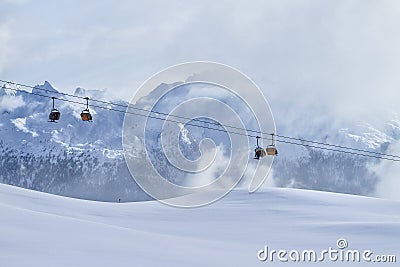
[49,109,60,122]
[81,97,93,121]
[254,147,266,160]
[266,146,278,156]
[81,109,92,121]
[48,97,61,122]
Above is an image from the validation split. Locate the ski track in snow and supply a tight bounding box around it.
[0,184,399,267]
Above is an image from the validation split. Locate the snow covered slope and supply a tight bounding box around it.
[0,183,399,266]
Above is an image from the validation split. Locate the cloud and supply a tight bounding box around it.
[185,144,229,188]
[370,140,400,201]
[1,1,397,150]
[0,94,25,112]
[0,0,398,107]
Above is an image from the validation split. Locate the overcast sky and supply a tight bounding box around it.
[1,0,400,123]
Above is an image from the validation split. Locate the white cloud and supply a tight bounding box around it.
[371,140,400,201]
[0,94,25,112]
[185,144,228,188]
[0,1,398,115]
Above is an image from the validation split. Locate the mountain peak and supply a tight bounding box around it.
[0,82,22,97]
[74,87,108,100]
[74,87,86,96]
[43,80,53,88]
[32,81,59,96]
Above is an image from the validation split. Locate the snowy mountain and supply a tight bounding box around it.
[0,81,399,201]
[0,82,144,202]
[1,183,399,266]
[272,119,400,197]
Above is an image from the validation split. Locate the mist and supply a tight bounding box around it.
[371,140,400,201]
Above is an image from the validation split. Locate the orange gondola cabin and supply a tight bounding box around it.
[81,97,93,121]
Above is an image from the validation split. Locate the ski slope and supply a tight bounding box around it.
[0,183,399,267]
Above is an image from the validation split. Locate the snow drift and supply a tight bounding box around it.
[0,183,399,266]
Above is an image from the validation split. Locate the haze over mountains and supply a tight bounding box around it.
[0,81,399,201]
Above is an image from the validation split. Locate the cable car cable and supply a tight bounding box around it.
[2,80,400,162]
[276,139,400,162]
[5,79,398,158]
[275,134,400,160]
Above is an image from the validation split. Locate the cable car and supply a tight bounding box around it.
[81,97,93,121]
[266,133,278,156]
[49,97,61,122]
[254,136,266,160]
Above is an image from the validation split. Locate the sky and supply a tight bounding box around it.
[1,0,400,122]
